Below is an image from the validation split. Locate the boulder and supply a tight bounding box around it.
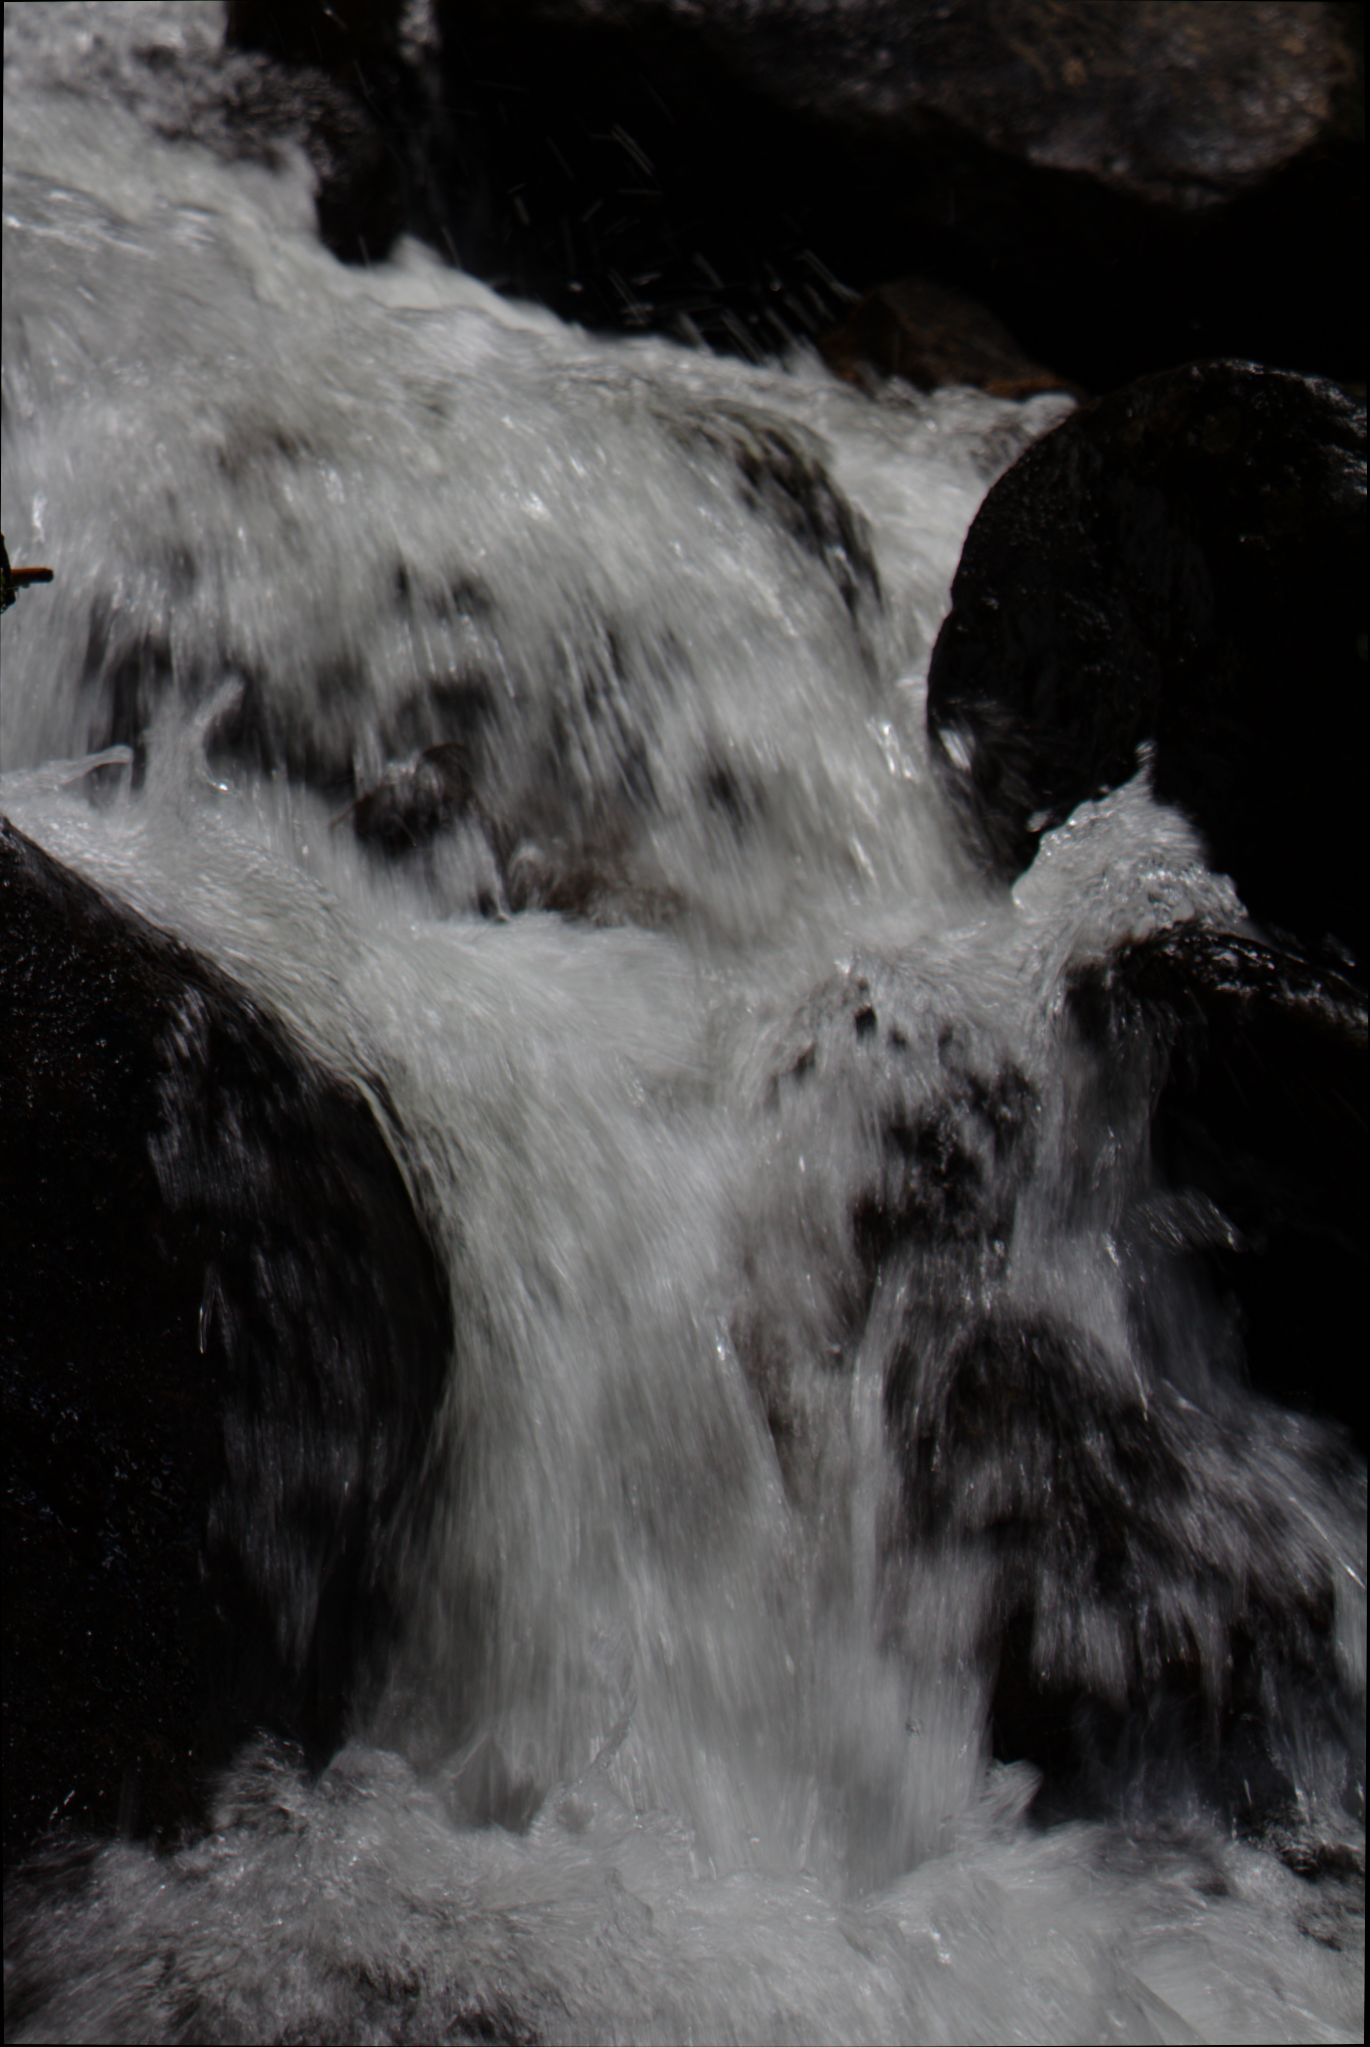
[344,740,481,854]
[926,361,1368,971]
[0,820,453,1866]
[663,0,1357,211]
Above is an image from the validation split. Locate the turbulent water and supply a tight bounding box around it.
[2,7,1364,2044]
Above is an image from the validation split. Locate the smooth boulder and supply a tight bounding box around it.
[926,361,1367,971]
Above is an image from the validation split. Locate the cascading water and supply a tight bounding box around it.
[2,7,1364,2044]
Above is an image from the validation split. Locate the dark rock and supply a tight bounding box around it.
[432,4,863,357]
[886,1309,1364,1824]
[15,5,422,270]
[433,1,1363,385]
[224,0,400,75]
[491,0,1343,213]
[305,82,409,266]
[0,820,453,1867]
[820,276,1076,400]
[453,0,1360,208]
[850,1027,1036,1275]
[223,1,412,263]
[926,361,1368,970]
[684,0,1358,211]
[343,741,480,853]
[1067,921,1368,1449]
[763,968,1039,1294]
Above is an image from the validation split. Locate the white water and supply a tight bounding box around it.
[2,7,1364,2043]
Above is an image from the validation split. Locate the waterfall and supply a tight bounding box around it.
[2,7,1363,2043]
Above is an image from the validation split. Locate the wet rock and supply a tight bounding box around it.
[343,741,480,854]
[926,361,1368,971]
[849,1023,1036,1276]
[223,0,412,263]
[764,965,1039,1294]
[820,276,1076,400]
[886,1309,1364,1825]
[741,965,1040,1511]
[0,820,453,1867]
[1067,921,1368,1449]
[305,82,410,266]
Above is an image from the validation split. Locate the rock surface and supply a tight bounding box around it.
[0,819,453,1866]
[926,361,1368,971]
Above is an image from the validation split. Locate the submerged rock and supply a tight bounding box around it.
[926,361,1368,971]
[655,403,882,631]
[755,922,1365,1827]
[0,820,452,1867]
[1067,920,1368,1451]
[344,740,480,853]
[739,958,1041,1513]
[886,1308,1364,1826]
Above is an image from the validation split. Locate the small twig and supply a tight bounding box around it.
[1,532,55,612]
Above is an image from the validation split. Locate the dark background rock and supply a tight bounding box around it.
[488,0,1352,218]
[1067,922,1368,1452]
[424,0,1364,387]
[33,0,424,268]
[819,276,1077,399]
[225,0,399,73]
[0,820,453,1868]
[925,361,1368,972]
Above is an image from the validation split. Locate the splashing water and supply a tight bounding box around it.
[2,7,1363,2043]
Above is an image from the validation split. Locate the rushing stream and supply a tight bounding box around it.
[2,7,1364,2043]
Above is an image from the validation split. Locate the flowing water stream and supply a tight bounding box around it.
[2,7,1364,2042]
